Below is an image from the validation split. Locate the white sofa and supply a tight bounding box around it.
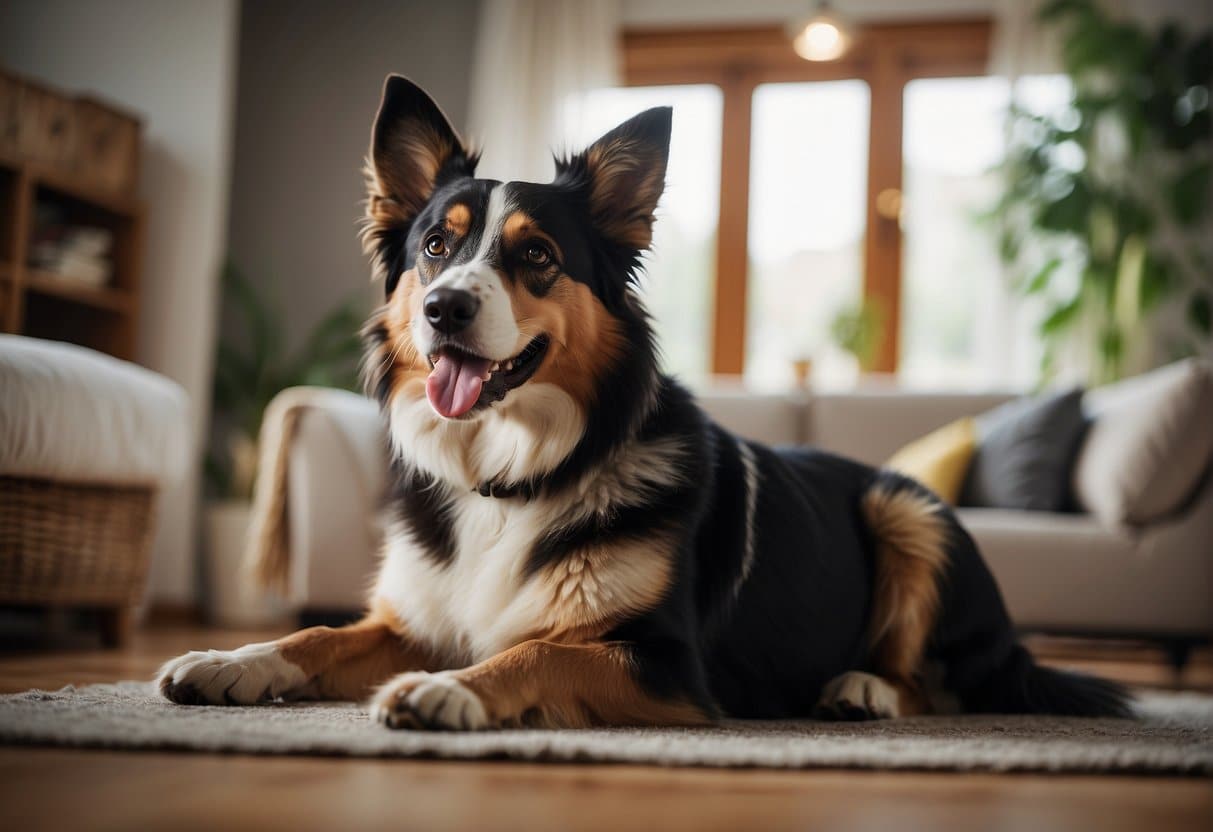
[272,386,1213,644]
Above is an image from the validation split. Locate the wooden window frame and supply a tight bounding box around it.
[621,20,992,375]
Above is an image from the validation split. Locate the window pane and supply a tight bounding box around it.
[746,81,870,390]
[900,75,1072,390]
[570,86,722,384]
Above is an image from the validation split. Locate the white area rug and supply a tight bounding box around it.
[1,682,1210,774]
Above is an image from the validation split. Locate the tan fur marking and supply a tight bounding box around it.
[502,211,564,263]
[861,484,950,686]
[894,680,931,716]
[365,267,429,393]
[445,203,471,237]
[453,640,708,728]
[506,275,625,410]
[524,534,677,645]
[275,610,442,701]
[585,139,665,249]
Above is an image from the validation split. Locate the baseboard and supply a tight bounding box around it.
[297,608,362,629]
[143,602,204,628]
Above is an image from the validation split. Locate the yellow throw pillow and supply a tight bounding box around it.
[885,417,977,505]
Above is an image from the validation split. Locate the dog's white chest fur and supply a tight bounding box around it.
[375,493,573,663]
[374,486,673,666]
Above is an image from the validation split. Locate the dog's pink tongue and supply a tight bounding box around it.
[427,353,491,418]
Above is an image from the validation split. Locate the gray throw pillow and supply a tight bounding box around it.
[959,388,1087,511]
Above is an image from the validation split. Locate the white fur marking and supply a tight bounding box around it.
[388,381,584,490]
[157,642,308,705]
[375,488,673,663]
[472,185,510,263]
[817,671,901,720]
[371,670,489,730]
[732,439,760,600]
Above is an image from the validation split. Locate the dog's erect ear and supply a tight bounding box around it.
[366,75,475,227]
[558,107,672,251]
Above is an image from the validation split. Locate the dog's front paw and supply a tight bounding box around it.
[371,671,490,731]
[814,671,900,721]
[157,642,307,705]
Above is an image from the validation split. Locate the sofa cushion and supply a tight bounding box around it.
[1073,358,1213,526]
[807,392,1016,465]
[696,390,805,445]
[960,388,1086,512]
[955,508,1139,632]
[885,417,976,504]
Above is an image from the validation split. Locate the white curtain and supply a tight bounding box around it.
[988,0,1064,80]
[467,0,621,184]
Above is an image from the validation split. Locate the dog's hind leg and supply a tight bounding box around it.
[855,470,1132,718]
[862,473,951,685]
[813,472,950,721]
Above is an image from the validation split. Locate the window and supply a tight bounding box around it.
[746,81,870,390]
[614,21,999,387]
[899,75,1073,390]
[570,85,722,384]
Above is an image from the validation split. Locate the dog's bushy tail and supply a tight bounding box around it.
[959,643,1134,718]
[864,470,1136,720]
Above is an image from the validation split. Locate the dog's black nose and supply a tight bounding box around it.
[424,288,479,334]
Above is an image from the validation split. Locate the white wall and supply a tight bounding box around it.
[0,0,241,605]
[226,0,479,356]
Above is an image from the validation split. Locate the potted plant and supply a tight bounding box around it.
[830,299,885,379]
[994,0,1212,385]
[204,263,366,626]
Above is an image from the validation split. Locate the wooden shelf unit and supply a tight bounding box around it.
[0,151,144,361]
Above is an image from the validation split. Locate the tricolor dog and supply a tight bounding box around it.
[159,77,1131,729]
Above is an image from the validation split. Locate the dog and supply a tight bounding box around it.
[158,76,1131,729]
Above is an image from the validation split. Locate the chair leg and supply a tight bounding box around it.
[1163,640,1193,686]
[98,607,133,648]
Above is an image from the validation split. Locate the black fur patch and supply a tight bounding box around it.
[388,464,457,566]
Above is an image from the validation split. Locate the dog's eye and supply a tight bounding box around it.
[525,243,552,267]
[424,235,447,258]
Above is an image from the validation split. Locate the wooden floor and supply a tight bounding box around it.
[0,626,1210,831]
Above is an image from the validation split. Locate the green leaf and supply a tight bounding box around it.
[1184,33,1212,84]
[1024,258,1062,295]
[1038,0,1097,25]
[1114,233,1147,331]
[1140,254,1176,311]
[1037,180,1091,233]
[1169,161,1212,226]
[998,227,1020,263]
[1040,295,1083,336]
[221,261,283,385]
[1189,293,1212,336]
[281,299,368,391]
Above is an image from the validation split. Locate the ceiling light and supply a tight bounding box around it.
[790,2,853,62]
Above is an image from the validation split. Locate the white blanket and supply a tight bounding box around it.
[0,335,189,486]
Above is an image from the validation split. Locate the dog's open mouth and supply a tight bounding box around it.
[425,335,550,419]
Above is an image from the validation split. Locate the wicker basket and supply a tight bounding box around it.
[0,475,156,607]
